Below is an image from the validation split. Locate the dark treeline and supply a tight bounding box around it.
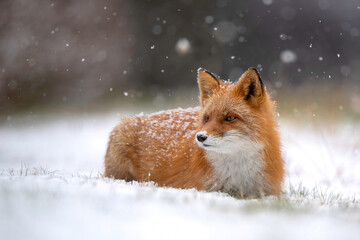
[0,0,359,114]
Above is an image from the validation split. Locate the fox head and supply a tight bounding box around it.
[195,68,275,155]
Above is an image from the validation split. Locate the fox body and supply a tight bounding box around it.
[105,68,284,198]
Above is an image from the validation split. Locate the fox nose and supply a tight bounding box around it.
[196,133,208,142]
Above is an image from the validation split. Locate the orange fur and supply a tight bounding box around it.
[104,68,284,198]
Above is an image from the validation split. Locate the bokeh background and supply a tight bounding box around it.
[1,0,359,121]
[1,3,360,239]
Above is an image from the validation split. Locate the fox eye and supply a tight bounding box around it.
[225,116,236,121]
[204,116,209,122]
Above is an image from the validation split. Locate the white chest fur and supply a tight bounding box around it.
[206,142,266,198]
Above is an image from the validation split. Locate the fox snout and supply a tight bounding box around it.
[196,131,208,143]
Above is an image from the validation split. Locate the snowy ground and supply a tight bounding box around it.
[1,109,360,240]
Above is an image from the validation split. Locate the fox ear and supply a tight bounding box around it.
[198,68,220,106]
[236,68,265,107]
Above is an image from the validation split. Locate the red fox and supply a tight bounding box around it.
[104,68,284,198]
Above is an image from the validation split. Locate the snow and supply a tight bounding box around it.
[1,172,359,240]
[1,111,360,239]
[175,38,191,55]
[280,50,297,63]
[282,121,360,195]
[204,16,214,24]
[262,0,273,6]
[279,33,288,40]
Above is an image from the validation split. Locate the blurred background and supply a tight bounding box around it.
[0,0,359,122]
